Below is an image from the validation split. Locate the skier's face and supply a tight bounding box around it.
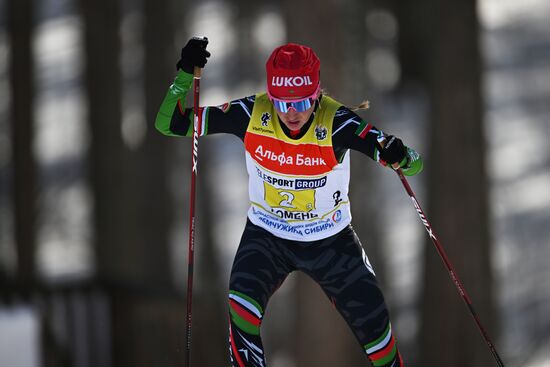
[275,103,315,131]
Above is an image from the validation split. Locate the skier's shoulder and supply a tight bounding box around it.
[226,94,256,115]
[331,103,363,131]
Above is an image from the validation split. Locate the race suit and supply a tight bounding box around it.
[156,70,417,367]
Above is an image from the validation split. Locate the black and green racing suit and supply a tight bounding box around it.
[156,70,422,367]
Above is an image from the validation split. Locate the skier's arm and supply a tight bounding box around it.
[155,74,252,140]
[155,37,250,139]
[332,106,423,176]
[155,36,209,137]
[155,70,194,137]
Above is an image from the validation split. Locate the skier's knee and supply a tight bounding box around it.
[228,290,264,334]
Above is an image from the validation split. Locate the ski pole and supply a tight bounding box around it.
[395,169,505,367]
[185,60,203,366]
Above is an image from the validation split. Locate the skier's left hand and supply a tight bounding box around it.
[176,36,210,73]
[379,135,406,168]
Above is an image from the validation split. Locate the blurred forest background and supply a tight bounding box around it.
[1,0,549,366]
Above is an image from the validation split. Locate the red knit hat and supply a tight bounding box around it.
[266,43,320,99]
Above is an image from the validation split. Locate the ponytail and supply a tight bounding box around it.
[352,99,370,111]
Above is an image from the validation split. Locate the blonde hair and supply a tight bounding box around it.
[319,88,370,111]
[352,100,370,111]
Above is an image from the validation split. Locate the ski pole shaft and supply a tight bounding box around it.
[185,65,202,367]
[395,169,505,367]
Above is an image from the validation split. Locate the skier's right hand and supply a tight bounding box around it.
[176,36,210,74]
[379,135,406,168]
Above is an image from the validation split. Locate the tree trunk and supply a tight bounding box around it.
[8,0,36,286]
[80,1,129,366]
[80,0,127,284]
[228,0,262,87]
[389,0,432,86]
[282,1,371,365]
[347,2,388,291]
[141,0,176,291]
[420,0,496,366]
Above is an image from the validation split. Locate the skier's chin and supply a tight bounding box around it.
[281,119,305,130]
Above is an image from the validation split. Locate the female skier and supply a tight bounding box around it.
[156,37,422,367]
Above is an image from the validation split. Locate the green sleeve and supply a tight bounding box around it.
[400,147,423,176]
[155,70,194,137]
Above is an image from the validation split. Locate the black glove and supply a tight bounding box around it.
[176,36,210,73]
[379,135,406,165]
